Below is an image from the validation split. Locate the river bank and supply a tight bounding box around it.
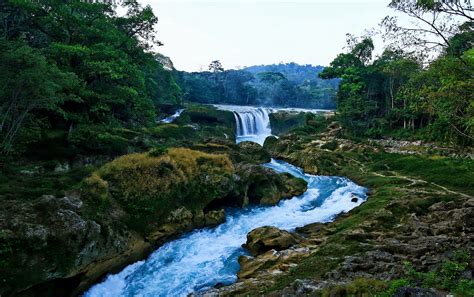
[207,119,473,296]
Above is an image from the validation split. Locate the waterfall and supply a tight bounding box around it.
[160,109,185,124]
[216,105,272,145]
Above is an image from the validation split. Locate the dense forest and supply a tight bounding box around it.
[175,62,339,109]
[0,0,182,156]
[320,1,473,146]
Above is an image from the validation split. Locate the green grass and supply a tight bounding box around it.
[369,153,474,195]
[0,163,93,201]
[254,142,472,295]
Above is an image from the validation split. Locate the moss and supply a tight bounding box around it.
[147,124,195,140]
[88,148,235,232]
[320,278,388,297]
[269,112,306,135]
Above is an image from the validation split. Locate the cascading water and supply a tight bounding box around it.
[85,105,367,297]
[160,109,185,124]
[215,105,273,145]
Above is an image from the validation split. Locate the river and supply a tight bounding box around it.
[84,105,366,297]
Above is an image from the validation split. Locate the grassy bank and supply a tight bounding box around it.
[234,121,474,296]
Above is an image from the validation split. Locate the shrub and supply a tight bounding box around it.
[81,173,109,204]
[148,146,168,157]
[386,278,411,296]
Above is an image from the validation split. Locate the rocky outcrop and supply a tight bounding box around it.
[235,164,307,206]
[206,122,473,296]
[0,194,152,296]
[237,141,271,163]
[243,226,302,256]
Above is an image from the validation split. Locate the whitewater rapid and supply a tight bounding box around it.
[85,105,366,297]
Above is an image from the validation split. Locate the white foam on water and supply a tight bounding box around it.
[160,109,185,124]
[85,106,366,297]
[84,159,367,297]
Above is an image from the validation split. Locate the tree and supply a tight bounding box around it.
[0,39,79,154]
[381,0,473,61]
[208,60,224,73]
[0,0,181,155]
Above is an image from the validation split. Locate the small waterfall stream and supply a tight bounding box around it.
[85,105,366,297]
[160,109,185,124]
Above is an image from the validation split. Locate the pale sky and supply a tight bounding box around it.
[136,1,397,71]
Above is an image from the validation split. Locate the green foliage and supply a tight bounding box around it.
[176,63,338,109]
[0,38,79,154]
[321,25,473,146]
[0,0,182,156]
[392,253,474,296]
[86,148,234,231]
[386,278,411,296]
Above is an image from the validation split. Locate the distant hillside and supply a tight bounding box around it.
[243,63,326,84]
[175,62,339,109]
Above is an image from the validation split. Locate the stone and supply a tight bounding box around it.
[243,226,301,256]
[204,209,226,226]
[237,250,280,279]
[238,141,271,163]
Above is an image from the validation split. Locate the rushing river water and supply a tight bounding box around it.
[85,105,366,297]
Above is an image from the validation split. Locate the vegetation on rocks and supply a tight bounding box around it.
[211,118,473,297]
[84,148,235,231]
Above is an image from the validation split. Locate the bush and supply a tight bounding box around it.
[386,279,411,296]
[81,173,109,205]
[148,146,168,157]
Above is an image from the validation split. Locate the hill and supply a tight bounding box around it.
[175,62,339,109]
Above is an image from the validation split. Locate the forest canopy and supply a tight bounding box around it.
[176,62,339,109]
[320,0,473,146]
[0,0,182,155]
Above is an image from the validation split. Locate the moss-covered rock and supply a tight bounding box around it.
[237,141,271,163]
[236,164,307,206]
[269,112,307,135]
[243,226,302,256]
[86,148,235,232]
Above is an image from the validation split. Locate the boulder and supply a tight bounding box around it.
[236,164,307,206]
[204,209,226,226]
[237,141,271,163]
[237,250,280,279]
[243,226,301,256]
